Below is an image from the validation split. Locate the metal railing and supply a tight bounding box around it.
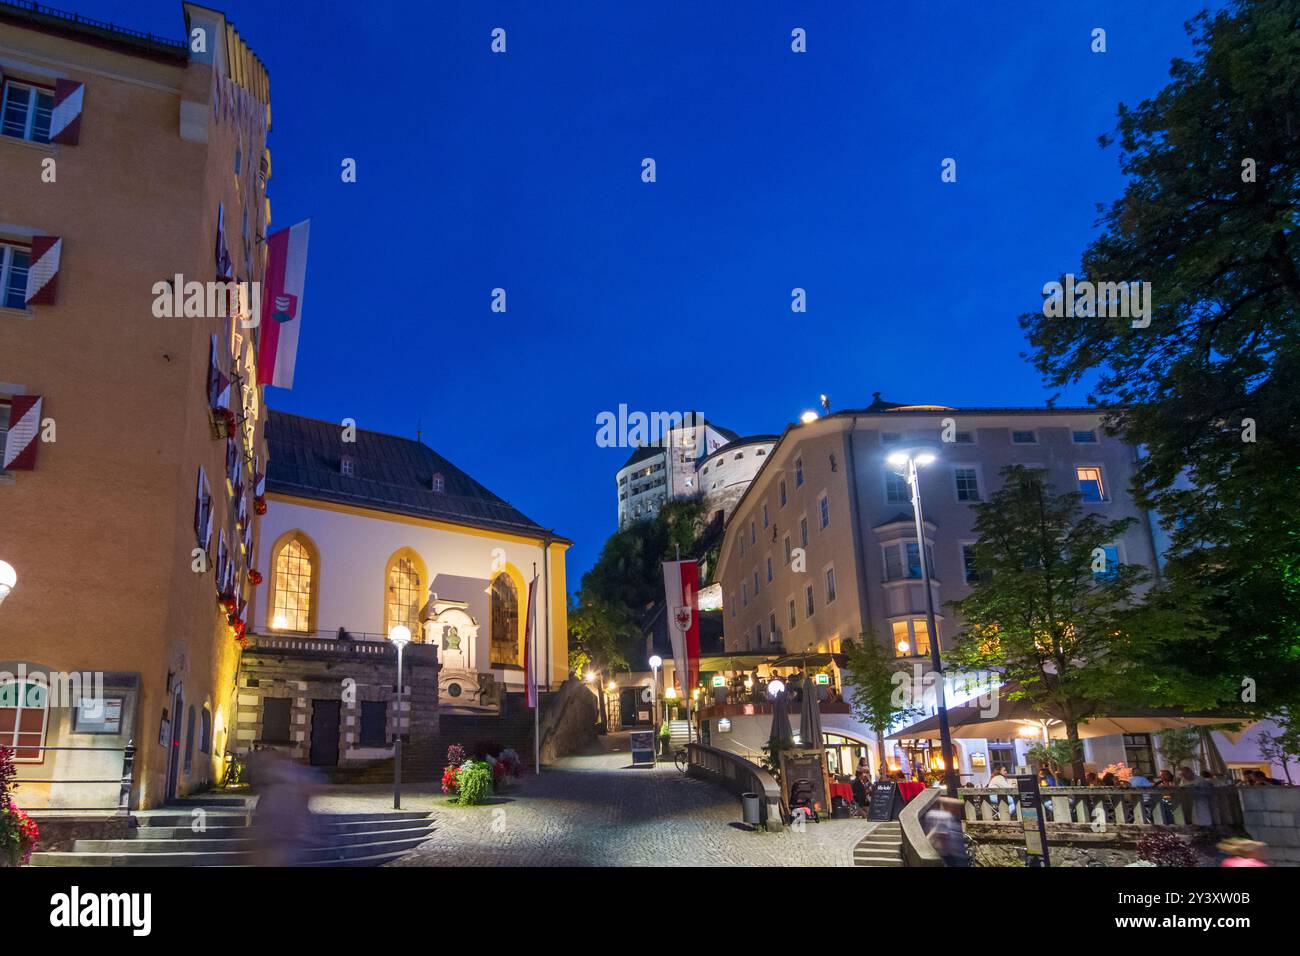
[10,740,135,814]
[0,2,188,53]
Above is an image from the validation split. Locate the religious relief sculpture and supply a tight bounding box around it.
[420,588,495,711]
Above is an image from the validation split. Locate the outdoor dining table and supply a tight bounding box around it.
[897,780,927,802]
[829,782,855,804]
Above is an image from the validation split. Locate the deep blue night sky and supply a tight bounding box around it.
[74,0,1222,581]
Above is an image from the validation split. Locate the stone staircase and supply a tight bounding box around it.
[853,821,904,867]
[28,796,434,867]
[667,719,692,748]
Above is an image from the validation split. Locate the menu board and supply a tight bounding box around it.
[780,749,830,814]
[868,782,899,821]
[629,730,656,766]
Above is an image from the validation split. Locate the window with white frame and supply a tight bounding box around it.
[1,80,53,143]
[768,612,777,642]
[891,619,932,658]
[882,541,936,581]
[825,566,837,604]
[885,469,909,504]
[799,516,808,549]
[961,543,982,584]
[794,456,804,487]
[1,242,31,310]
[954,467,981,502]
[818,493,829,529]
[0,679,49,762]
[1076,465,1106,502]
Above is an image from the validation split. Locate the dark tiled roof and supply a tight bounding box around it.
[620,444,665,469]
[265,410,564,541]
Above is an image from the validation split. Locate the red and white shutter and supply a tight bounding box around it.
[3,395,43,470]
[49,79,85,145]
[24,236,61,306]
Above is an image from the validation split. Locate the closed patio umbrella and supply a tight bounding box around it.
[769,687,793,746]
[799,677,823,749]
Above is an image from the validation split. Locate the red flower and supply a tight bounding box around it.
[248,569,263,586]
[254,496,267,516]
[441,765,460,795]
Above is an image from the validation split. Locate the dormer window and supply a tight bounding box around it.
[340,454,354,476]
[432,472,445,493]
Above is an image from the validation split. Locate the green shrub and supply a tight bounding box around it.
[456,760,494,806]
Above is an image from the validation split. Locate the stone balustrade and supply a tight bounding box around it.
[958,786,1243,828]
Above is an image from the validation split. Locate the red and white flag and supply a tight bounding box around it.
[523,574,539,708]
[662,560,701,694]
[257,220,310,389]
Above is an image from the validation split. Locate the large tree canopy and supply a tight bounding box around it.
[1020,0,1300,712]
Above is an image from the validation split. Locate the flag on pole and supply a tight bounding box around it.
[523,573,539,708]
[662,560,701,694]
[256,220,311,389]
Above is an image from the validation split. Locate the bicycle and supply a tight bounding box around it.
[673,747,689,773]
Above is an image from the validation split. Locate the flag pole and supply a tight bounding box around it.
[532,561,540,775]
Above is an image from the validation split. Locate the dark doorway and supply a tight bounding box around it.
[164,686,183,803]
[309,699,341,766]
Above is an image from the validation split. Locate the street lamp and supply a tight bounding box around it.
[649,655,662,728]
[0,561,16,607]
[887,446,958,797]
[388,624,412,809]
[800,410,819,424]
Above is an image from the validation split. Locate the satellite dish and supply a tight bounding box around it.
[641,687,654,703]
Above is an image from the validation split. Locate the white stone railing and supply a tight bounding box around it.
[959,786,1244,828]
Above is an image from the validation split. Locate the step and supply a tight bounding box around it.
[300,833,432,863]
[126,825,251,840]
[76,837,258,853]
[30,848,254,867]
[854,856,903,867]
[136,812,252,828]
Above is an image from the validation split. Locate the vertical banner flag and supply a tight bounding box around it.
[523,574,539,708]
[257,220,311,389]
[662,560,701,693]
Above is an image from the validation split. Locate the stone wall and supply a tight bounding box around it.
[967,823,1220,867]
[538,679,597,764]
[1240,786,1300,866]
[235,639,440,768]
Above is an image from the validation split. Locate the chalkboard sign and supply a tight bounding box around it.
[780,749,830,814]
[868,782,899,821]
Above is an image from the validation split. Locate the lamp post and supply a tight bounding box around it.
[887,447,959,798]
[388,624,412,809]
[649,655,662,729]
[0,561,16,607]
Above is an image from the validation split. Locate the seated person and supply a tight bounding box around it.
[851,769,873,806]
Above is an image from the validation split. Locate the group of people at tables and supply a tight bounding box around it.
[828,759,928,810]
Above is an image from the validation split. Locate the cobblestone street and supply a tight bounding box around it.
[307,733,874,866]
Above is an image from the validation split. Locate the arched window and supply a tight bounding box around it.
[269,532,318,633]
[490,574,520,666]
[199,706,212,754]
[385,549,426,640]
[0,680,48,763]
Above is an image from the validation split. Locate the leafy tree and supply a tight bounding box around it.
[841,634,922,771]
[1019,0,1300,718]
[1025,740,1076,780]
[948,466,1196,781]
[1256,708,1300,783]
[1155,728,1201,772]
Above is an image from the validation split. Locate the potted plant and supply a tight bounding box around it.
[0,746,39,867]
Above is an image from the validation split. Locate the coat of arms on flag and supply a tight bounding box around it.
[672,606,692,633]
[271,293,298,323]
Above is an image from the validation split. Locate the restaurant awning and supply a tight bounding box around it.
[886,682,1242,741]
[696,653,780,673]
[770,652,847,669]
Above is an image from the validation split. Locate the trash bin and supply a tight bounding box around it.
[742,792,762,825]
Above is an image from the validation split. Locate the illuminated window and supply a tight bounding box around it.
[490,574,520,666]
[892,620,931,657]
[1076,466,1106,502]
[385,554,423,638]
[271,536,314,632]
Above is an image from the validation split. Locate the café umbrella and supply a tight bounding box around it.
[799,676,824,749]
[768,680,794,746]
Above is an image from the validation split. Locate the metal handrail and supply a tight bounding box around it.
[0,1,188,52]
[9,739,135,814]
